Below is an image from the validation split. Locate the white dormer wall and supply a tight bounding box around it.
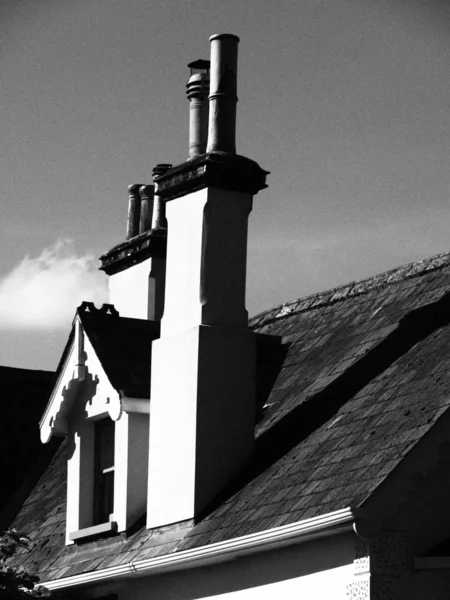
[108,256,165,320]
[114,409,149,532]
[65,329,149,543]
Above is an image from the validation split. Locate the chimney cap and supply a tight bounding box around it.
[139,184,154,196]
[128,183,144,195]
[152,164,173,180]
[209,33,240,43]
[187,59,210,76]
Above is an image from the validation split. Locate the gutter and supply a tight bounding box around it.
[43,507,355,591]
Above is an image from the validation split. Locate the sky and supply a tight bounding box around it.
[1,0,450,370]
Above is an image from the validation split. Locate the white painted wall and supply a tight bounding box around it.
[197,564,353,600]
[109,257,165,320]
[148,324,255,528]
[161,187,252,336]
[63,326,149,542]
[114,411,149,532]
[109,259,151,319]
[161,189,208,335]
[66,417,95,544]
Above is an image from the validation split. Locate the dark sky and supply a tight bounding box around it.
[1,0,450,369]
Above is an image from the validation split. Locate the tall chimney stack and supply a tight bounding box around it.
[186,60,210,157]
[206,33,239,154]
[147,34,268,530]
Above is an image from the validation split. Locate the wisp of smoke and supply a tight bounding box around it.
[0,240,109,330]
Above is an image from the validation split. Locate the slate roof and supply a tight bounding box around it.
[9,250,450,582]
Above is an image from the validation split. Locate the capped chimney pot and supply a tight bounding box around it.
[151,164,172,229]
[206,33,239,154]
[126,184,143,239]
[139,185,155,234]
[186,60,210,158]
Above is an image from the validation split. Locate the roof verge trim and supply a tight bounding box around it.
[251,249,450,328]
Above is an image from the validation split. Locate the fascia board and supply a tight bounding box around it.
[40,317,123,442]
[39,315,78,431]
[43,507,354,591]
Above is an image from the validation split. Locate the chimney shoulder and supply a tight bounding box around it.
[154,153,268,202]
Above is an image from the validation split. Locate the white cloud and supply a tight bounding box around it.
[0,240,109,330]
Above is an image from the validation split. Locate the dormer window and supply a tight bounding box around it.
[94,419,115,525]
[38,303,159,545]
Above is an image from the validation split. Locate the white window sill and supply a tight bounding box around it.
[69,521,117,542]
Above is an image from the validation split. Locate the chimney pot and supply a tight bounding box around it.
[139,185,155,234]
[126,184,143,239]
[151,164,172,229]
[206,33,239,154]
[186,60,210,158]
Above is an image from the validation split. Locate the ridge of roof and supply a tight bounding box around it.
[251,249,450,329]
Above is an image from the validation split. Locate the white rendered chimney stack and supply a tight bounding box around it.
[206,33,239,154]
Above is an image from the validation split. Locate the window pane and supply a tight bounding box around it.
[94,419,115,524]
[97,419,115,471]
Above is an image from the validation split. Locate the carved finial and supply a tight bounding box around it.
[79,301,95,313]
[101,304,119,317]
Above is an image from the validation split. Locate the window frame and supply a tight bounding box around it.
[93,418,115,525]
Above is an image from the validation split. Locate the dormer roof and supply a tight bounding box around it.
[40,303,159,442]
[77,303,159,398]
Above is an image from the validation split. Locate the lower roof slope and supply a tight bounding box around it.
[10,250,450,582]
